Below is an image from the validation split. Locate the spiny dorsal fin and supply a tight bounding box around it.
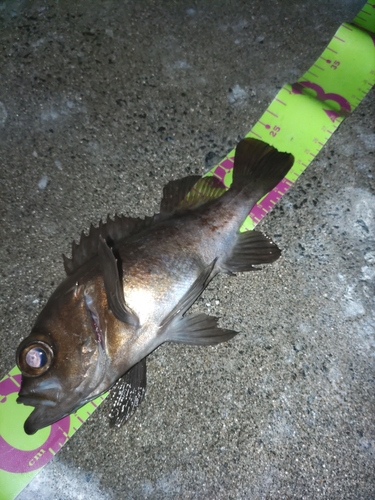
[63,175,227,276]
[176,175,227,211]
[63,214,155,276]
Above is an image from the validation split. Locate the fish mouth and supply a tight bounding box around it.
[20,391,102,435]
[19,386,106,435]
[17,395,56,408]
[16,377,64,434]
[16,395,63,435]
[17,378,61,408]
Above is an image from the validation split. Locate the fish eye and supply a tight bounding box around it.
[17,341,54,377]
[25,347,48,368]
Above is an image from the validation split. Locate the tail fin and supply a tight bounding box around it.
[230,138,294,199]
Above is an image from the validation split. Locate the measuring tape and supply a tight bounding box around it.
[214,3,375,231]
[1,3,374,499]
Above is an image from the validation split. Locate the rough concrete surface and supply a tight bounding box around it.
[1,0,374,498]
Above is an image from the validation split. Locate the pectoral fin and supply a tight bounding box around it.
[108,357,147,427]
[98,236,140,329]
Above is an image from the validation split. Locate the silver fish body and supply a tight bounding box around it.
[16,138,293,434]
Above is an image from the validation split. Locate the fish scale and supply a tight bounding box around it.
[0,3,375,498]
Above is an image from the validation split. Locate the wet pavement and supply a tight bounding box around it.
[0,0,374,498]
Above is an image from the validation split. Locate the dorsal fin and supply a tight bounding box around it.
[176,175,227,211]
[63,175,227,276]
[63,214,155,276]
[160,175,201,215]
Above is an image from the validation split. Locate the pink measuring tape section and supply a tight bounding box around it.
[0,374,70,473]
[0,366,106,499]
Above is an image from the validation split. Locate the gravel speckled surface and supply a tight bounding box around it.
[1,1,374,498]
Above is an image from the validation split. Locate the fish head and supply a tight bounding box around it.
[16,276,119,435]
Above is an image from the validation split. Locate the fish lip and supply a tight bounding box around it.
[17,395,57,407]
[17,397,60,435]
[24,417,42,435]
[17,377,62,412]
[22,404,67,435]
[20,390,104,435]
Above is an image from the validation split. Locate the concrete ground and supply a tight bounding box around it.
[1,0,374,498]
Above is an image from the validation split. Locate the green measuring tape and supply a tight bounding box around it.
[225,5,375,231]
[1,3,374,499]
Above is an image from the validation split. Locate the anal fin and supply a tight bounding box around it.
[222,230,281,272]
[108,357,147,427]
[159,259,237,346]
[166,313,238,346]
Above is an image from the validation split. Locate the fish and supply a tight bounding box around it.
[16,138,294,435]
